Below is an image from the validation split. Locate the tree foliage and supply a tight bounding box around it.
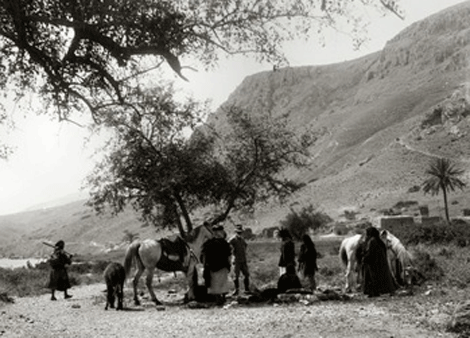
[279,205,332,240]
[422,157,466,222]
[0,0,402,121]
[86,87,314,235]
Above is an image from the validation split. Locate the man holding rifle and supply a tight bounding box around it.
[46,240,73,301]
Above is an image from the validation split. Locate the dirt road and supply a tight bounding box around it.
[0,283,456,338]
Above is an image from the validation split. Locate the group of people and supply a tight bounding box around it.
[200,223,251,305]
[277,228,318,293]
[201,225,319,305]
[45,224,393,306]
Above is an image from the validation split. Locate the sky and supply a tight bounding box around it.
[0,0,467,216]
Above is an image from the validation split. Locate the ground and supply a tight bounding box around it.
[0,283,458,338]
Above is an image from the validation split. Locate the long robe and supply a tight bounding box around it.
[362,236,397,297]
[47,249,71,291]
[298,243,318,277]
[201,238,231,295]
[279,239,296,268]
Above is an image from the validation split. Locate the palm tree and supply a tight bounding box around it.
[422,158,466,223]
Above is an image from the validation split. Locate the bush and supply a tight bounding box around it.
[279,205,332,240]
[332,223,348,235]
[412,247,444,282]
[393,220,470,246]
[0,267,50,297]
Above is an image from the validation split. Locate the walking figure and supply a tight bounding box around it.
[47,240,73,301]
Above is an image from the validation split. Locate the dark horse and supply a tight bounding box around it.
[123,223,213,306]
[103,262,126,310]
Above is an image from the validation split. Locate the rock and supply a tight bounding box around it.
[186,301,210,309]
[316,289,350,301]
[277,293,301,303]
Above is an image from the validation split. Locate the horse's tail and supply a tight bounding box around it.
[123,241,141,278]
[339,241,348,267]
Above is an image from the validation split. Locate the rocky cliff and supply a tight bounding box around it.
[208,1,470,222]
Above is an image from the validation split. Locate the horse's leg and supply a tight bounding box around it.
[184,262,196,302]
[105,282,112,310]
[117,283,124,310]
[346,255,357,293]
[132,265,144,306]
[345,260,352,293]
[357,262,363,290]
[145,267,162,306]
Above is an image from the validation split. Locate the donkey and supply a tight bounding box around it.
[104,262,126,310]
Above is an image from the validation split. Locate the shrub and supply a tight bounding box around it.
[396,220,470,246]
[332,223,348,235]
[0,267,50,297]
[411,247,444,282]
[279,205,332,240]
[393,200,419,209]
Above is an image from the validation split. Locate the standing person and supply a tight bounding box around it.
[47,240,73,301]
[201,224,232,305]
[298,234,319,291]
[278,228,295,276]
[229,224,250,295]
[362,227,397,298]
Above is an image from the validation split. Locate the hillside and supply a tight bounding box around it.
[0,200,158,258]
[1,2,470,258]
[208,0,470,225]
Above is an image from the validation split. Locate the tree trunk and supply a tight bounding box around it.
[173,189,193,233]
[442,184,450,223]
[169,202,186,237]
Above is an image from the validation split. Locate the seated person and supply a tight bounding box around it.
[277,264,302,293]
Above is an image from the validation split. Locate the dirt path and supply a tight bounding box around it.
[0,283,457,338]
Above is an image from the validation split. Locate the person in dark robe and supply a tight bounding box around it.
[201,225,232,305]
[47,240,72,301]
[278,228,295,276]
[362,227,397,298]
[277,264,302,293]
[298,234,319,291]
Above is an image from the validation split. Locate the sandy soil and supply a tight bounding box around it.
[0,283,458,338]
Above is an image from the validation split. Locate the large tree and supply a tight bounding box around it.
[0,0,402,123]
[422,157,466,223]
[86,85,314,236]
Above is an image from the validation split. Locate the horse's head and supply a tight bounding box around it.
[380,229,393,249]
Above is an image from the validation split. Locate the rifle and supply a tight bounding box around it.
[42,241,74,258]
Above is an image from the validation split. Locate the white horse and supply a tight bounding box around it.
[339,234,364,292]
[380,229,414,286]
[123,223,213,305]
[339,229,413,292]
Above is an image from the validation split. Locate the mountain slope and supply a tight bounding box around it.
[208,1,470,221]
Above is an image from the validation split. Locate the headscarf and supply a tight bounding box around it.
[55,240,65,249]
[366,227,380,239]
